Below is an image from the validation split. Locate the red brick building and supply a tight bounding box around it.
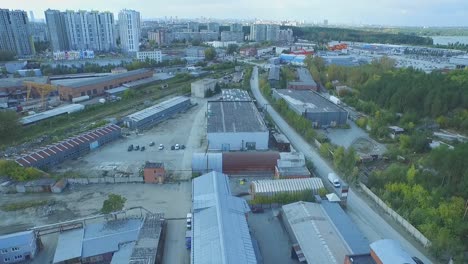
[58,69,153,101]
[143,162,166,184]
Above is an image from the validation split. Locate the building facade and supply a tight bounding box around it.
[0,9,35,56]
[249,24,266,42]
[136,50,162,62]
[44,9,69,51]
[266,24,280,42]
[0,231,37,264]
[230,23,242,32]
[191,78,217,98]
[118,9,141,53]
[143,162,166,183]
[220,31,244,42]
[30,22,48,42]
[148,30,171,46]
[207,22,220,33]
[278,29,294,43]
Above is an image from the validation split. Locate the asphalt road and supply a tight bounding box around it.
[250,67,433,264]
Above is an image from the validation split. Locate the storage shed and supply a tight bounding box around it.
[250,178,324,199]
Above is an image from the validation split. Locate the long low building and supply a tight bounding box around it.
[273,89,348,128]
[15,124,121,169]
[124,96,191,130]
[58,69,154,101]
[20,104,85,125]
[207,101,269,151]
[192,171,257,264]
[287,68,317,91]
[250,178,323,199]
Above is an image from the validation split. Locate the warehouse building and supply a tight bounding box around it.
[15,124,121,169]
[124,96,191,130]
[281,201,370,263]
[268,66,280,88]
[287,67,318,91]
[191,171,257,264]
[191,78,217,98]
[58,69,153,101]
[275,152,310,179]
[0,231,38,264]
[273,89,348,128]
[20,104,85,125]
[207,101,269,151]
[250,178,324,199]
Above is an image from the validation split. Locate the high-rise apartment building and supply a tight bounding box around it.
[30,22,49,42]
[118,9,141,53]
[230,23,242,32]
[45,9,69,51]
[278,29,294,43]
[266,24,280,42]
[207,22,220,33]
[0,9,35,56]
[187,22,199,33]
[250,24,267,42]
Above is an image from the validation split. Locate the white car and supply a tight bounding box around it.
[175,144,180,150]
[158,144,164,150]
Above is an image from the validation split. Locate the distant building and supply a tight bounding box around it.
[44,9,69,51]
[273,89,348,128]
[287,67,318,91]
[230,23,243,32]
[274,152,310,179]
[185,46,206,59]
[30,22,49,42]
[118,9,141,53]
[240,47,257,57]
[207,22,220,33]
[187,21,199,32]
[250,178,322,199]
[148,30,170,46]
[268,65,280,88]
[207,101,269,151]
[0,231,38,264]
[191,171,257,264]
[136,50,162,63]
[143,162,166,183]
[220,31,244,42]
[266,24,280,42]
[173,31,218,42]
[278,29,294,43]
[191,78,217,98]
[249,24,266,42]
[0,9,35,56]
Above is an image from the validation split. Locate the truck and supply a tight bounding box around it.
[329,96,341,105]
[328,173,341,188]
[185,230,191,249]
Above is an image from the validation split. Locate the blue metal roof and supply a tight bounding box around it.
[0,231,34,249]
[321,201,370,254]
[192,172,257,264]
[53,228,84,263]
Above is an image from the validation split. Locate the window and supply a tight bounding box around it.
[11,247,19,252]
[4,257,11,262]
[1,249,7,254]
[14,255,22,260]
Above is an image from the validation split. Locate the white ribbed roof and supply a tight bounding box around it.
[252,178,324,194]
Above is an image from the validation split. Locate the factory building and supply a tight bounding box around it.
[20,104,85,125]
[287,68,317,91]
[124,96,191,130]
[273,89,348,128]
[250,178,324,199]
[0,231,38,264]
[190,78,217,98]
[58,69,153,101]
[15,124,121,169]
[268,66,280,88]
[207,101,269,151]
[191,171,257,264]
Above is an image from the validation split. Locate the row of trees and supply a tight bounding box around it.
[250,190,316,205]
[0,160,43,182]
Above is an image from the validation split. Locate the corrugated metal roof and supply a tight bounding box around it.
[126,96,190,122]
[370,239,416,264]
[252,178,323,195]
[321,201,370,254]
[222,152,279,174]
[207,101,267,133]
[191,153,223,173]
[20,104,85,125]
[192,172,257,264]
[53,228,84,263]
[65,69,152,88]
[282,201,351,264]
[110,242,136,264]
[0,231,34,249]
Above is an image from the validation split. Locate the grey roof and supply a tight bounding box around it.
[274,89,348,114]
[192,171,257,264]
[296,67,317,86]
[281,201,351,264]
[65,69,152,88]
[126,96,190,122]
[252,178,321,195]
[268,66,280,81]
[321,201,370,254]
[53,228,84,263]
[207,101,267,133]
[105,86,129,94]
[0,76,49,88]
[122,76,159,88]
[24,178,57,187]
[0,231,34,249]
[272,132,290,144]
[110,242,135,264]
[221,89,251,101]
[370,239,416,264]
[276,166,311,176]
[20,104,85,125]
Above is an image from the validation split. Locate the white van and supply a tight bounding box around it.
[328,173,341,188]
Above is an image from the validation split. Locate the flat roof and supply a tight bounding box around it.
[207,101,267,133]
[126,96,190,123]
[276,166,311,176]
[53,228,84,263]
[191,78,217,86]
[122,75,159,88]
[65,69,152,89]
[252,178,321,194]
[268,66,280,81]
[0,231,34,249]
[20,104,85,125]
[0,76,49,88]
[296,68,317,86]
[274,89,348,114]
[282,201,351,264]
[105,86,128,94]
[221,89,251,101]
[370,239,416,264]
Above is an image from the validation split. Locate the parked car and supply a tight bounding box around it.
[158,144,164,150]
[135,145,140,151]
[175,144,180,150]
[180,144,185,150]
[171,145,175,150]
[127,144,133,151]
[149,142,155,147]
[412,257,424,264]
[141,146,145,151]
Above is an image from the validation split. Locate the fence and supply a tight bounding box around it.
[68,176,144,184]
[359,182,431,247]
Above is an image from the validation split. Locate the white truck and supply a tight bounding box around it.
[329,96,341,105]
[328,173,341,188]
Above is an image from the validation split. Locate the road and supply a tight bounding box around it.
[250,67,433,264]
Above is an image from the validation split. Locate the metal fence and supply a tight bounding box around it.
[68,177,144,184]
[359,182,431,247]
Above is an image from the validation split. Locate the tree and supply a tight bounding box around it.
[204,47,217,61]
[0,111,21,144]
[0,50,15,61]
[226,44,239,55]
[101,193,126,214]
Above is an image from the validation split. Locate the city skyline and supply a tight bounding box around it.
[1,0,468,27]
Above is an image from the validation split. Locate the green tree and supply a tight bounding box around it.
[0,111,21,144]
[406,164,417,184]
[226,44,239,55]
[101,193,127,214]
[204,47,217,61]
[0,50,15,61]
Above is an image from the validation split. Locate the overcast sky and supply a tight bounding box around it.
[1,0,468,26]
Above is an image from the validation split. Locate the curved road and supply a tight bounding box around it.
[250,67,433,264]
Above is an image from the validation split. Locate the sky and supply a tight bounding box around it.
[1,0,468,27]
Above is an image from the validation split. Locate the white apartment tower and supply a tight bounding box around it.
[118,9,141,53]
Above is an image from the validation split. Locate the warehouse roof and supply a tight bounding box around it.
[65,69,152,88]
[370,239,416,264]
[282,201,351,264]
[0,76,49,88]
[191,78,217,86]
[20,104,85,125]
[125,96,190,123]
[192,172,256,264]
[268,66,280,81]
[274,89,348,114]
[122,75,159,88]
[0,231,34,249]
[221,89,251,101]
[207,101,267,133]
[252,178,322,194]
[105,86,128,95]
[296,67,317,86]
[276,166,311,177]
[53,228,84,263]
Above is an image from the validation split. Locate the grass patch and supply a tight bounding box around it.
[1,200,50,212]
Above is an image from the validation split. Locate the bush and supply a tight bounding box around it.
[101,193,126,214]
[0,160,44,181]
[1,200,49,211]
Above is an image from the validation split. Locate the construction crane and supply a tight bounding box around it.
[24,81,58,110]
